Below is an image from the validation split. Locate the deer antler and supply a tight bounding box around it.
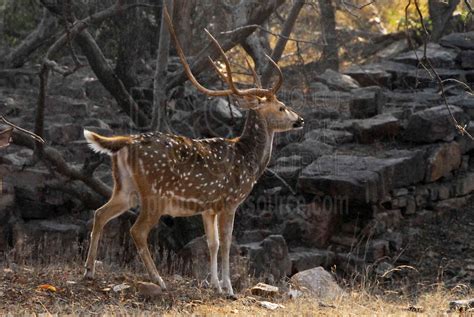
[163,5,283,98]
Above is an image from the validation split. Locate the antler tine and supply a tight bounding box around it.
[245,56,262,88]
[205,28,275,98]
[163,6,233,97]
[204,29,243,96]
[264,53,283,94]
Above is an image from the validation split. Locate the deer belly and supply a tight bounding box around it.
[162,195,211,217]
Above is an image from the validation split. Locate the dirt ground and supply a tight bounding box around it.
[0,204,473,315]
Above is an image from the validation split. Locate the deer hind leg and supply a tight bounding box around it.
[202,211,222,293]
[84,192,130,279]
[218,209,236,296]
[84,149,134,280]
[130,199,165,289]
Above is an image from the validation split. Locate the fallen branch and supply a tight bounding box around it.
[12,131,112,200]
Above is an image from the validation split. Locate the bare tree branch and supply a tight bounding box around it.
[4,8,58,68]
[261,0,305,86]
[152,0,174,131]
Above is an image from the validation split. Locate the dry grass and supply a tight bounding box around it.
[0,261,471,316]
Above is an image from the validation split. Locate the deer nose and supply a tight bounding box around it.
[293,117,304,128]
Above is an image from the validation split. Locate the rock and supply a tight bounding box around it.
[0,148,33,166]
[365,239,389,261]
[403,105,468,143]
[467,70,474,84]
[290,267,344,301]
[434,196,471,212]
[344,64,392,87]
[258,301,285,310]
[0,68,38,88]
[459,50,474,69]
[393,43,458,68]
[454,172,474,196]
[298,150,425,204]
[265,164,303,189]
[84,79,111,100]
[241,235,291,280]
[350,86,386,118]
[425,142,461,182]
[440,31,474,50]
[317,69,360,91]
[137,281,162,298]
[0,166,67,219]
[404,68,463,89]
[375,261,394,277]
[452,96,474,120]
[47,123,83,145]
[209,98,242,121]
[179,235,239,279]
[376,39,409,59]
[237,229,272,244]
[351,114,400,144]
[45,96,88,117]
[34,220,82,234]
[278,140,333,163]
[449,298,474,311]
[304,129,353,145]
[250,283,279,297]
[289,248,335,274]
[308,82,330,92]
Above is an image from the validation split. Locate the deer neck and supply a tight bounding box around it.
[236,109,274,178]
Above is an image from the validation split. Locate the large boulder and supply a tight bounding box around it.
[290,266,345,301]
[304,129,353,145]
[344,64,392,88]
[458,50,474,69]
[316,69,360,91]
[289,248,336,274]
[403,105,468,143]
[393,43,458,68]
[349,86,387,119]
[282,202,341,248]
[241,235,291,280]
[440,31,474,50]
[425,142,461,183]
[47,123,83,145]
[351,114,401,144]
[297,150,425,204]
[278,140,333,163]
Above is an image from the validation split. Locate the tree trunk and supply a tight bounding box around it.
[429,0,460,42]
[241,28,271,76]
[4,8,58,68]
[75,30,149,127]
[318,0,339,71]
[114,2,140,91]
[261,0,304,87]
[173,0,196,54]
[151,0,174,131]
[166,0,285,91]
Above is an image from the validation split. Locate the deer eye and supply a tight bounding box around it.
[279,107,285,112]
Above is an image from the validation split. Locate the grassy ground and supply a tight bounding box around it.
[0,262,471,316]
[1,202,473,315]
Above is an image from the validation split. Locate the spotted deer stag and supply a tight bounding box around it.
[83,7,304,296]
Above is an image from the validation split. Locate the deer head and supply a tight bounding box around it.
[163,7,304,134]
